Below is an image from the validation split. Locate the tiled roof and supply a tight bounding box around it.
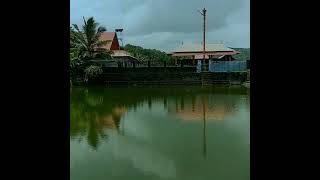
[98,32,116,50]
[111,50,139,61]
[173,43,236,52]
[172,51,238,57]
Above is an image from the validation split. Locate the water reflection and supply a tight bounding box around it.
[202,95,207,158]
[70,87,250,180]
[70,89,126,149]
[71,87,247,151]
[169,94,237,122]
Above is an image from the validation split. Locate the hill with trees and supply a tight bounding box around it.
[124,44,250,62]
[123,44,174,64]
[233,48,250,60]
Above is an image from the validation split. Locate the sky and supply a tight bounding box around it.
[70,0,250,52]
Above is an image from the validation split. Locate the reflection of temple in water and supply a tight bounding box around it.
[71,87,246,151]
[167,94,237,122]
[98,106,127,134]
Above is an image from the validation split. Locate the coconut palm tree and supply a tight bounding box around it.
[70,17,114,83]
[71,17,112,60]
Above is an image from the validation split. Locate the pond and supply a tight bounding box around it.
[70,86,250,180]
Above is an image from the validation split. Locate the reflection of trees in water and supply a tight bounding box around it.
[181,96,184,110]
[148,96,152,109]
[246,89,250,109]
[85,95,104,107]
[70,104,125,149]
[70,88,126,150]
[164,96,168,109]
[87,113,106,150]
[70,87,248,149]
[192,96,196,112]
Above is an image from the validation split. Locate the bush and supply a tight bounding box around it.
[84,65,103,82]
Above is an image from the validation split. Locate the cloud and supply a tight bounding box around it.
[71,0,250,51]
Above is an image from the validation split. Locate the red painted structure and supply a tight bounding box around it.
[99,32,120,50]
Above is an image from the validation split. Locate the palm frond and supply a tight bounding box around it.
[71,17,110,59]
[97,26,107,33]
[83,17,98,46]
[72,24,81,33]
[71,31,88,50]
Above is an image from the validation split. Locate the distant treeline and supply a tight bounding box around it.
[233,48,250,60]
[123,44,175,64]
[123,44,250,62]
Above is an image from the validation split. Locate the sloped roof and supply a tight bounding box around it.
[172,51,238,57]
[111,50,131,57]
[173,43,236,52]
[99,32,116,50]
[111,50,140,61]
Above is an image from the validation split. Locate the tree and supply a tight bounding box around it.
[84,65,103,82]
[124,44,175,65]
[70,17,113,84]
[71,17,112,60]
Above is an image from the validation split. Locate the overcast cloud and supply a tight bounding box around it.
[71,0,250,52]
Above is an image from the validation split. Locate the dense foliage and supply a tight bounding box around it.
[124,44,175,64]
[70,17,111,84]
[233,48,250,60]
[71,17,112,60]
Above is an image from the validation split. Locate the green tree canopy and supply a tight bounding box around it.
[71,17,112,60]
[124,44,174,64]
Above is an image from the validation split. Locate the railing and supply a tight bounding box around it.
[197,60,247,72]
[100,60,248,73]
[102,66,197,73]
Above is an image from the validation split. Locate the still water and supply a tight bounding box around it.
[70,86,250,180]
